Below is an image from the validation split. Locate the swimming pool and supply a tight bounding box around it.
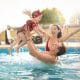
[0,47,80,80]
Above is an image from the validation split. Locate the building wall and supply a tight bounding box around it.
[0,26,80,44]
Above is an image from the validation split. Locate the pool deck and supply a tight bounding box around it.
[36,42,80,48]
[0,42,80,48]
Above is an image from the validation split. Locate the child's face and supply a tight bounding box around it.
[34,15,42,22]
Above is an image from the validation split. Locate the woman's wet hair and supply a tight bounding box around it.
[49,24,62,38]
[56,44,66,56]
[54,25,62,38]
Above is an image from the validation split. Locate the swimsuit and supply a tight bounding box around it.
[17,20,38,34]
[17,24,26,34]
[46,38,50,51]
[26,20,38,31]
[46,38,60,51]
[46,38,60,60]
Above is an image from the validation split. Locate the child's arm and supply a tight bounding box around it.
[23,9,32,18]
[33,25,50,38]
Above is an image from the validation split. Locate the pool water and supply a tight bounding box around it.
[0,47,80,80]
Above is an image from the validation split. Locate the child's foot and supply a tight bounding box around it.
[8,47,12,55]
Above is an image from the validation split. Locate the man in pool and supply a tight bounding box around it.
[24,24,80,64]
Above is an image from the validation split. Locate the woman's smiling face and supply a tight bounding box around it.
[50,25,60,35]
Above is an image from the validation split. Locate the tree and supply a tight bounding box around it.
[40,8,65,26]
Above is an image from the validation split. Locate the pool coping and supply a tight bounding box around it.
[0,42,80,48]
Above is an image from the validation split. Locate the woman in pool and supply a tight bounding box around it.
[9,10,43,55]
[25,24,80,64]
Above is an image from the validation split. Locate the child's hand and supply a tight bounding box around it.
[23,9,32,18]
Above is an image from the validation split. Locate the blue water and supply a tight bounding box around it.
[0,47,80,54]
[0,47,80,80]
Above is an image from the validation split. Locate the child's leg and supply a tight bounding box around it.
[15,32,27,54]
[9,33,21,55]
[16,41,26,53]
[9,38,17,55]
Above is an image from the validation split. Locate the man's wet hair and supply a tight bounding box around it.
[57,44,66,56]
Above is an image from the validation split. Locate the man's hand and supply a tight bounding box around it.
[25,26,31,40]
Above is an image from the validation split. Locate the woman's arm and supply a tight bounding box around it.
[60,28,80,41]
